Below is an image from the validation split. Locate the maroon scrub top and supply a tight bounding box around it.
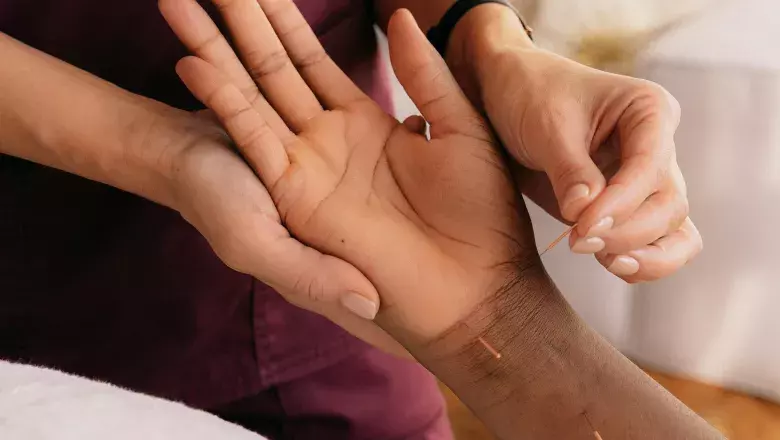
[0,4,449,434]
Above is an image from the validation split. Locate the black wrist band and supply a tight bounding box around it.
[426,0,533,57]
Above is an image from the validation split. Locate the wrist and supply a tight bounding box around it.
[410,266,584,422]
[446,2,536,105]
[113,101,194,210]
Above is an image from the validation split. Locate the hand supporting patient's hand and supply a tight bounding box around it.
[165,0,537,345]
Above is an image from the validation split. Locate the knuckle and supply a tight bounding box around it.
[678,196,690,220]
[292,48,328,71]
[223,103,254,123]
[211,0,237,10]
[549,158,583,188]
[263,0,292,17]
[192,32,222,55]
[241,123,273,147]
[244,48,291,80]
[290,272,325,306]
[637,81,666,105]
[638,80,681,125]
[604,235,636,254]
[214,236,249,274]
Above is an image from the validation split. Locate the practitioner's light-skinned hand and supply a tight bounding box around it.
[448,6,703,282]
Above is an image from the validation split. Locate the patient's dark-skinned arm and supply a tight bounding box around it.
[407,268,724,439]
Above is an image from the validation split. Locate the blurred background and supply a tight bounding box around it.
[384,0,780,438]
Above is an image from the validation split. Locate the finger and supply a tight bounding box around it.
[597,217,702,282]
[176,56,289,187]
[402,115,428,135]
[575,87,678,245]
[595,178,688,254]
[256,0,369,108]
[266,236,381,319]
[544,141,607,222]
[159,0,294,141]
[210,0,322,131]
[388,9,486,140]
[262,238,409,357]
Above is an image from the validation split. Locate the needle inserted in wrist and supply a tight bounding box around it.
[477,336,502,359]
[583,411,603,440]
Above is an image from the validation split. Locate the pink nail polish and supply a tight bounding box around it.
[563,184,590,211]
[608,255,640,276]
[586,217,614,237]
[571,237,605,254]
[341,293,378,320]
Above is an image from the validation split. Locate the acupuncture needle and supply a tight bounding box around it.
[540,223,577,256]
[583,411,603,440]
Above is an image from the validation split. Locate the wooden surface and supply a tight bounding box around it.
[441,370,780,439]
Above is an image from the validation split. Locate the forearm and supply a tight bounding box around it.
[0,32,184,208]
[411,270,723,439]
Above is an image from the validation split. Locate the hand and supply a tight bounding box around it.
[452,7,702,283]
[166,0,536,344]
[134,48,400,355]
[161,113,400,352]
[0,28,387,346]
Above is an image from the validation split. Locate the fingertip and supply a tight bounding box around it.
[388,8,416,33]
[174,56,196,76]
[340,292,379,320]
[560,183,594,222]
[157,0,175,17]
[402,115,428,135]
[548,157,606,223]
[175,57,213,95]
[573,183,625,237]
[606,255,640,277]
[388,8,429,66]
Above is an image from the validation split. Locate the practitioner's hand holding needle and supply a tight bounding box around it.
[449,10,703,283]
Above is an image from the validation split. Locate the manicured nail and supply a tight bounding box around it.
[341,292,378,320]
[608,255,640,276]
[587,216,614,237]
[563,184,591,211]
[571,237,605,254]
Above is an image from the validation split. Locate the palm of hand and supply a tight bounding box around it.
[273,97,525,339]
[166,0,533,342]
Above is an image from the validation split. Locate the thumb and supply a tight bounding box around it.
[544,144,607,222]
[388,9,482,139]
[260,237,411,357]
[257,236,381,321]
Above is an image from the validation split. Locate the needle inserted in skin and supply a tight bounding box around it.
[540,224,578,256]
[583,411,603,440]
[477,336,501,359]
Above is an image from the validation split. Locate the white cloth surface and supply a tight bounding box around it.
[0,361,265,440]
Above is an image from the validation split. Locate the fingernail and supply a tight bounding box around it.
[586,216,614,237]
[340,292,378,320]
[608,255,640,276]
[563,184,591,210]
[571,237,605,254]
